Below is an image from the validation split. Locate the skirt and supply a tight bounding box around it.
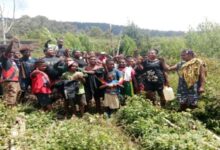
[103,93,120,109]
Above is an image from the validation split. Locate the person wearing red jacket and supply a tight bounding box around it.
[30,60,52,111]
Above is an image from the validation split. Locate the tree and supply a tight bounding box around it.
[79,34,92,51]
[185,20,220,58]
[119,35,137,55]
[88,26,103,37]
[64,32,81,49]
[124,22,143,48]
[0,0,15,44]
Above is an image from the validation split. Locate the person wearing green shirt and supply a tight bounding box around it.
[61,61,87,117]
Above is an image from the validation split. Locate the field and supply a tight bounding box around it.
[0,57,219,150]
[1,20,220,149]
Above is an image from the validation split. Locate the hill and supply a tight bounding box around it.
[9,15,185,37]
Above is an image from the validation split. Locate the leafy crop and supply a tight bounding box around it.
[0,103,135,150]
[116,96,220,150]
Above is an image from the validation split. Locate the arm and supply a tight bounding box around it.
[159,57,178,72]
[168,64,178,71]
[159,59,172,87]
[6,40,14,54]
[131,69,138,92]
[198,65,206,93]
[84,67,95,74]
[78,76,86,83]
[163,72,170,87]
[99,84,109,89]
[159,58,170,71]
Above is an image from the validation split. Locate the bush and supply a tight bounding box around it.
[116,96,220,150]
[0,103,135,150]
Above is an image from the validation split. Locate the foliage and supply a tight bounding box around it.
[9,15,184,38]
[150,37,186,63]
[116,96,220,150]
[185,20,220,58]
[189,58,220,135]
[64,32,81,49]
[119,35,137,55]
[79,34,93,51]
[0,103,135,150]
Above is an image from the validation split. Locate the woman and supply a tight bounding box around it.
[169,50,206,111]
[134,56,145,93]
[142,49,169,106]
[84,55,105,113]
[118,58,137,97]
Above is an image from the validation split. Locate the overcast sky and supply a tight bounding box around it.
[3,0,220,31]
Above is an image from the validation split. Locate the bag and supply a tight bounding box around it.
[163,86,175,101]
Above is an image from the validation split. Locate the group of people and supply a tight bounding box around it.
[0,38,206,117]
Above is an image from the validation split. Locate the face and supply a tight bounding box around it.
[65,58,73,64]
[181,52,191,61]
[82,51,87,57]
[22,50,31,58]
[119,59,126,68]
[137,57,143,64]
[127,59,135,67]
[46,49,55,57]
[107,61,114,71]
[38,64,47,71]
[74,51,81,58]
[14,52,21,58]
[89,57,97,65]
[147,50,157,60]
[107,74,113,81]
[144,55,148,60]
[69,64,78,72]
[6,52,14,59]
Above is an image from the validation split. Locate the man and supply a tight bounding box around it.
[43,41,60,67]
[42,41,61,85]
[56,38,66,58]
[72,50,87,69]
[18,46,36,101]
[0,45,7,96]
[0,39,20,106]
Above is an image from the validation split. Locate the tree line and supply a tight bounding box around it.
[4,16,220,59]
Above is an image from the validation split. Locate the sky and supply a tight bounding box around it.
[2,0,220,31]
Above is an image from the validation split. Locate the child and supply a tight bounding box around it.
[100,73,121,117]
[30,60,52,111]
[61,61,86,117]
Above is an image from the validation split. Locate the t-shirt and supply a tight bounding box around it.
[105,80,120,95]
[107,68,123,81]
[61,71,85,94]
